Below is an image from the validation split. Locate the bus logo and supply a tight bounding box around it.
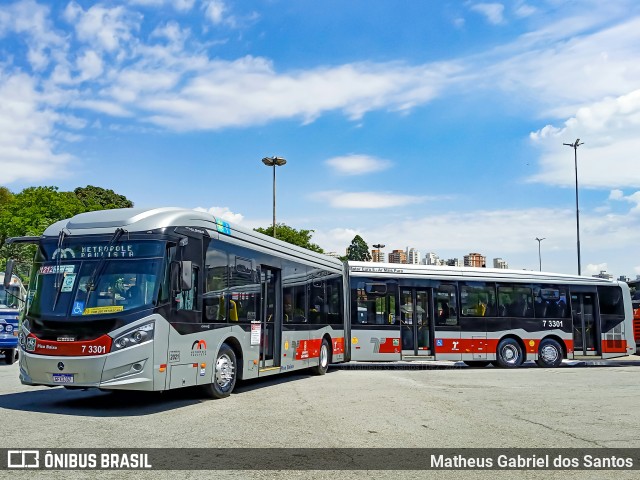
[191,340,207,357]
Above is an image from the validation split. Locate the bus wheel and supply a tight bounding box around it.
[312,339,330,375]
[495,339,524,368]
[535,339,563,368]
[463,361,490,368]
[4,349,16,365]
[203,343,237,399]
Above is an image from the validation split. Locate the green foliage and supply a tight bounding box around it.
[346,235,371,261]
[0,185,134,278]
[74,185,134,210]
[254,223,324,253]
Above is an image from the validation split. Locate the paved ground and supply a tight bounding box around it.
[1,358,639,480]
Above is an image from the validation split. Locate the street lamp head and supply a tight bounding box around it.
[563,139,584,148]
[535,237,545,242]
[372,244,385,249]
[262,156,287,166]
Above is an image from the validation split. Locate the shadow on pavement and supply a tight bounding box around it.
[0,369,335,417]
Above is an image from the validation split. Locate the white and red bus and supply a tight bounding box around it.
[6,208,347,398]
[5,208,636,399]
[348,262,635,367]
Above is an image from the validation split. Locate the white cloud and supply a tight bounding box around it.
[0,72,74,183]
[194,206,244,224]
[63,2,141,53]
[203,0,227,25]
[129,0,195,10]
[514,2,536,18]
[529,89,640,188]
[0,0,67,72]
[470,3,505,25]
[76,50,104,81]
[325,155,392,176]
[136,58,459,131]
[313,191,428,209]
[584,263,609,276]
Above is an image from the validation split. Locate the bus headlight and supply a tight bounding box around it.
[112,322,154,352]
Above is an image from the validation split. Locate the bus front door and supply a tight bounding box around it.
[571,292,599,356]
[400,288,432,356]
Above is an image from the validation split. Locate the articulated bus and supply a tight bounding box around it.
[5,208,347,398]
[348,262,636,367]
[4,207,636,398]
[0,271,26,364]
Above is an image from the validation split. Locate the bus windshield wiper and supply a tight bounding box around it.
[52,228,70,310]
[84,228,127,309]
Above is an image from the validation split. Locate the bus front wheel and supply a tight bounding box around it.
[311,339,331,375]
[535,339,563,368]
[495,339,524,368]
[202,343,237,399]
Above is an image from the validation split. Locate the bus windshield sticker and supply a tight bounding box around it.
[60,274,76,293]
[83,306,124,315]
[72,301,85,316]
[39,265,75,275]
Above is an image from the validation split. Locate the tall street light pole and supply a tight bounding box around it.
[372,244,385,262]
[563,139,584,275]
[535,237,545,272]
[262,156,287,238]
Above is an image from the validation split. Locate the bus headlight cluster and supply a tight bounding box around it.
[112,322,155,352]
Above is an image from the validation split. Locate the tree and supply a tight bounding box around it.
[346,235,371,261]
[254,223,324,253]
[0,185,134,277]
[74,185,134,210]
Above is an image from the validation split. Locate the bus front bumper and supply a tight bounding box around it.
[19,342,156,391]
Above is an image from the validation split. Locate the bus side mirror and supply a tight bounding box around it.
[171,261,193,292]
[3,260,15,288]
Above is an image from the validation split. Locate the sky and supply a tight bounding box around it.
[2,0,640,279]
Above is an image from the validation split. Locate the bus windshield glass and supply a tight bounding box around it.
[27,240,166,319]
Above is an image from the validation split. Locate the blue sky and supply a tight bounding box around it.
[2,0,640,278]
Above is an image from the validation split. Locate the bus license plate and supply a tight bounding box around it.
[53,374,74,384]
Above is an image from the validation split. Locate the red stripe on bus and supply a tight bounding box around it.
[434,338,573,355]
[601,339,628,353]
[332,337,345,355]
[294,338,322,361]
[27,333,112,356]
[378,337,401,354]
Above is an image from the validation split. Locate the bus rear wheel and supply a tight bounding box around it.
[311,339,330,375]
[495,339,524,368]
[4,349,16,365]
[535,339,563,368]
[202,343,237,399]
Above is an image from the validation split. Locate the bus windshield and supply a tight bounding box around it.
[27,240,166,319]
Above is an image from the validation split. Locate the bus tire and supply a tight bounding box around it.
[202,343,237,399]
[535,338,563,368]
[312,339,330,375]
[495,338,524,368]
[4,349,16,365]
[463,361,490,368]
